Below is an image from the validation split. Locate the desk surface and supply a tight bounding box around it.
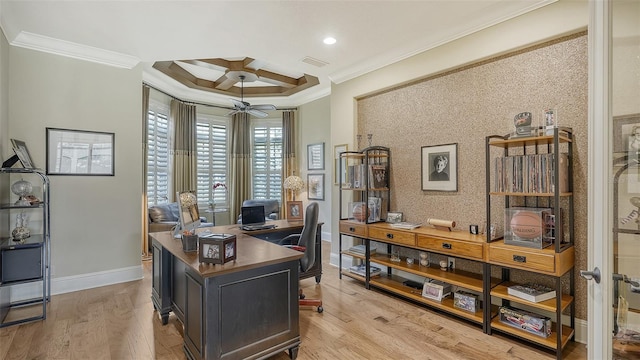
[151,219,305,278]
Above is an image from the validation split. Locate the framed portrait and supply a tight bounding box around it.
[613,113,640,154]
[10,139,36,169]
[307,173,325,200]
[307,142,325,170]
[333,144,348,184]
[286,201,303,221]
[46,128,115,176]
[386,212,403,223]
[198,233,237,264]
[421,143,458,192]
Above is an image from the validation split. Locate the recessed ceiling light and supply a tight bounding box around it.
[323,37,337,45]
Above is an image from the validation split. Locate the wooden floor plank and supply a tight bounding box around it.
[0,241,587,359]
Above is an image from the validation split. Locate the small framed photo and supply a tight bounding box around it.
[387,212,403,223]
[286,201,303,221]
[10,139,35,169]
[307,142,325,170]
[333,144,347,184]
[307,173,325,200]
[199,233,236,264]
[421,143,458,192]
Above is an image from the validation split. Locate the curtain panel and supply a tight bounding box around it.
[230,112,252,221]
[170,100,198,199]
[142,85,151,257]
[282,111,298,218]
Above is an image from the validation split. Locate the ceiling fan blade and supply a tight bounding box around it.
[230,98,247,109]
[247,109,269,118]
[250,104,276,111]
[227,109,240,116]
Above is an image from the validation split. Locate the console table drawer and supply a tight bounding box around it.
[339,221,368,237]
[368,227,416,246]
[416,235,483,260]
[488,247,555,273]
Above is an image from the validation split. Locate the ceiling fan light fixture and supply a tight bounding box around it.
[323,37,337,45]
[227,74,276,118]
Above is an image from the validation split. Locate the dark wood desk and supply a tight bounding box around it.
[150,220,321,360]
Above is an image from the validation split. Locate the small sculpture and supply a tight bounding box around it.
[439,260,448,271]
[513,112,532,137]
[419,252,429,267]
[12,212,30,242]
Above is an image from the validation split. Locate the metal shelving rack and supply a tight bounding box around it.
[0,167,51,327]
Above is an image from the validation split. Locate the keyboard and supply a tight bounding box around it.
[241,224,276,231]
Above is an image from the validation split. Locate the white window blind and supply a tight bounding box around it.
[196,116,229,207]
[251,120,283,201]
[147,105,170,206]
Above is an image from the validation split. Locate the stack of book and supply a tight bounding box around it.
[507,283,556,302]
[348,264,382,277]
[390,222,421,230]
[348,244,376,255]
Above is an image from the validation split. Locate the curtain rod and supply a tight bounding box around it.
[142,82,298,112]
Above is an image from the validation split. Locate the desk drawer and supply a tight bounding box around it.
[368,227,416,247]
[488,246,555,273]
[339,221,368,237]
[416,235,484,260]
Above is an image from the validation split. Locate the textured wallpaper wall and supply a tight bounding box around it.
[357,33,588,319]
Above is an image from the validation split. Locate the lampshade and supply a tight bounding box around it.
[283,176,304,191]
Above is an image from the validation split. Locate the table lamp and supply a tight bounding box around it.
[283,175,304,200]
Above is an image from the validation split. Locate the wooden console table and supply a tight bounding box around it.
[151,220,318,360]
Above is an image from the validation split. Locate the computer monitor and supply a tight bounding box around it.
[241,205,266,226]
[176,190,201,237]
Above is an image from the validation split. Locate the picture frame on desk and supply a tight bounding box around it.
[9,139,35,169]
[286,201,303,221]
[199,233,236,264]
[421,143,457,192]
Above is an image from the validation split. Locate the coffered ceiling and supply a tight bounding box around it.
[0,0,555,107]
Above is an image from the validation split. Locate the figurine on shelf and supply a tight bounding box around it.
[12,212,30,242]
[439,260,448,271]
[419,252,429,267]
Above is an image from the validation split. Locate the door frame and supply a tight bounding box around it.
[587,0,613,358]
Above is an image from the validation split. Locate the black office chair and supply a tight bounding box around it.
[279,202,323,313]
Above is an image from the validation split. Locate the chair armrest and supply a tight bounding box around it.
[284,245,306,252]
[278,233,301,246]
[268,213,279,220]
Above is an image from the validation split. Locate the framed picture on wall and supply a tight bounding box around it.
[613,113,640,154]
[421,143,458,192]
[307,173,325,200]
[46,128,115,176]
[333,144,347,184]
[307,143,325,170]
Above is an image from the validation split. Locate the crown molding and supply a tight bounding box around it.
[11,31,139,69]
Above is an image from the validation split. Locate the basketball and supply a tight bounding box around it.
[352,203,366,222]
[509,211,543,239]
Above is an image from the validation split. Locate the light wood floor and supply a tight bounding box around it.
[0,242,586,360]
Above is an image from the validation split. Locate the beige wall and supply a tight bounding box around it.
[330,0,589,319]
[299,95,331,233]
[8,46,143,278]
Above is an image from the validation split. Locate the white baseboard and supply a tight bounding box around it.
[9,265,143,302]
[328,250,588,345]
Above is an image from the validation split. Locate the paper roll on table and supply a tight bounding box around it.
[427,218,456,231]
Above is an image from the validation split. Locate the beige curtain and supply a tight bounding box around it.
[282,111,298,218]
[229,112,252,221]
[142,85,151,258]
[170,99,198,198]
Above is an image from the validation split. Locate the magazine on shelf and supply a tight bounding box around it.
[348,244,377,255]
[390,222,422,230]
[348,264,381,277]
[507,283,556,303]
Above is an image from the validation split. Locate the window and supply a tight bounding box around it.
[251,119,283,201]
[196,116,229,207]
[147,101,170,206]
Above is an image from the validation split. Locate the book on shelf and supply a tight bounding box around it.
[507,283,556,303]
[348,244,377,255]
[493,153,568,193]
[390,222,422,230]
[348,264,381,277]
[368,164,387,189]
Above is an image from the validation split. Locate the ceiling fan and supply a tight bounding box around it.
[228,75,276,118]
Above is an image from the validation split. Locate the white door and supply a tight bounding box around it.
[587,1,640,358]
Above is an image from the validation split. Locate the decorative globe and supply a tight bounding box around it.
[11,179,32,206]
